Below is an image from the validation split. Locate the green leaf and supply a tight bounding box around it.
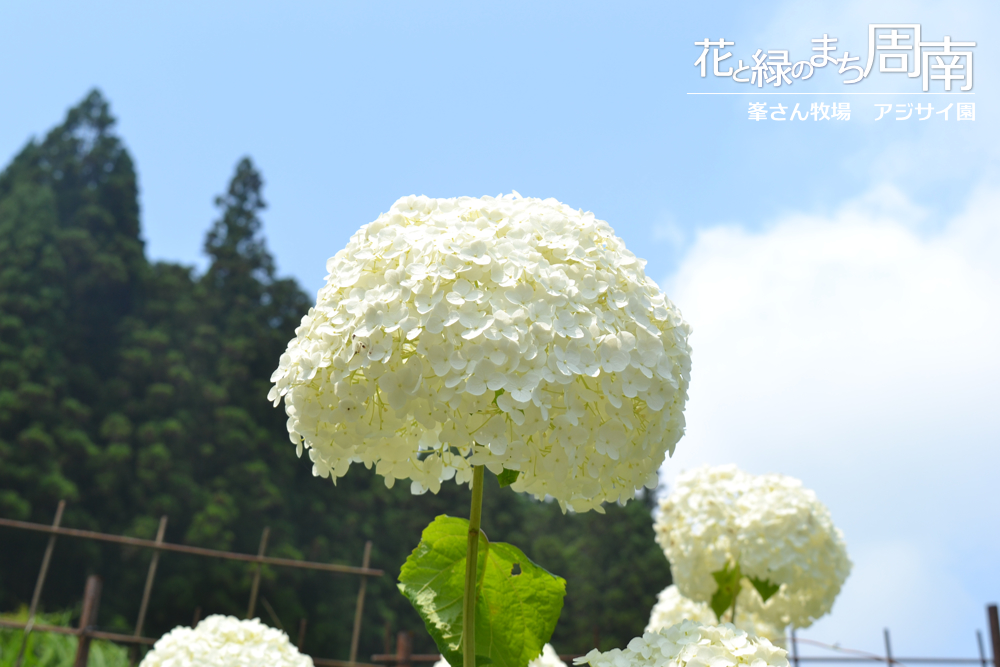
[709,561,743,621]
[398,515,566,667]
[497,468,520,488]
[748,575,780,603]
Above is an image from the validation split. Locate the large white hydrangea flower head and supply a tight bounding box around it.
[270,194,692,512]
[434,643,566,667]
[646,585,783,643]
[575,620,788,667]
[139,615,313,667]
[655,465,851,629]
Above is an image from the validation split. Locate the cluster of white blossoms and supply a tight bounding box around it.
[530,644,569,667]
[138,615,312,667]
[269,194,692,512]
[646,585,782,643]
[654,465,851,629]
[575,621,788,667]
[433,644,566,667]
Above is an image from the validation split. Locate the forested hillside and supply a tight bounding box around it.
[0,90,671,658]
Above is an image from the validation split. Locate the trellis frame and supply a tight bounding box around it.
[0,501,383,667]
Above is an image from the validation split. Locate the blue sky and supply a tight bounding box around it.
[1,0,997,660]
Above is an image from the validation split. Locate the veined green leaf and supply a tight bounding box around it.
[398,515,566,667]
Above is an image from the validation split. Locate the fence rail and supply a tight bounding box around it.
[1,501,382,667]
[0,619,157,645]
[0,516,383,575]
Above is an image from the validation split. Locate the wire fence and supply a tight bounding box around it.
[3,502,999,667]
[786,623,999,667]
[368,607,1000,667]
[0,500,382,667]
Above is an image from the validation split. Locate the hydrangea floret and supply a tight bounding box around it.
[434,644,566,667]
[575,620,788,667]
[138,615,313,667]
[269,193,692,512]
[654,465,851,629]
[646,585,782,643]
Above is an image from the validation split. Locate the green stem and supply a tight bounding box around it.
[729,587,739,625]
[463,465,485,667]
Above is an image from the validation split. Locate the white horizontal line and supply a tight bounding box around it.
[686,92,975,95]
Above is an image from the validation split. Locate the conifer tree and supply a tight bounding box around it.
[0,92,671,659]
[0,88,145,528]
[0,89,150,622]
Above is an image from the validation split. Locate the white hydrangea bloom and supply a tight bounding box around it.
[574,621,788,667]
[433,643,565,667]
[139,615,313,667]
[654,465,851,629]
[646,585,783,643]
[531,644,568,667]
[269,194,692,512]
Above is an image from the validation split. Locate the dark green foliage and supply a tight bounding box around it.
[0,91,671,660]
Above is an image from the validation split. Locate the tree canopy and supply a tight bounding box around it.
[0,90,671,659]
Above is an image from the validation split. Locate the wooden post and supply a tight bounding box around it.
[978,629,988,667]
[192,606,202,627]
[884,628,894,666]
[349,541,373,665]
[297,618,308,652]
[396,631,413,667]
[790,628,799,667]
[261,596,285,631]
[988,604,999,667]
[73,575,103,667]
[246,526,271,619]
[130,516,168,666]
[15,500,65,667]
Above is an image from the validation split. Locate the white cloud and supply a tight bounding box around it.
[659,182,1000,656]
